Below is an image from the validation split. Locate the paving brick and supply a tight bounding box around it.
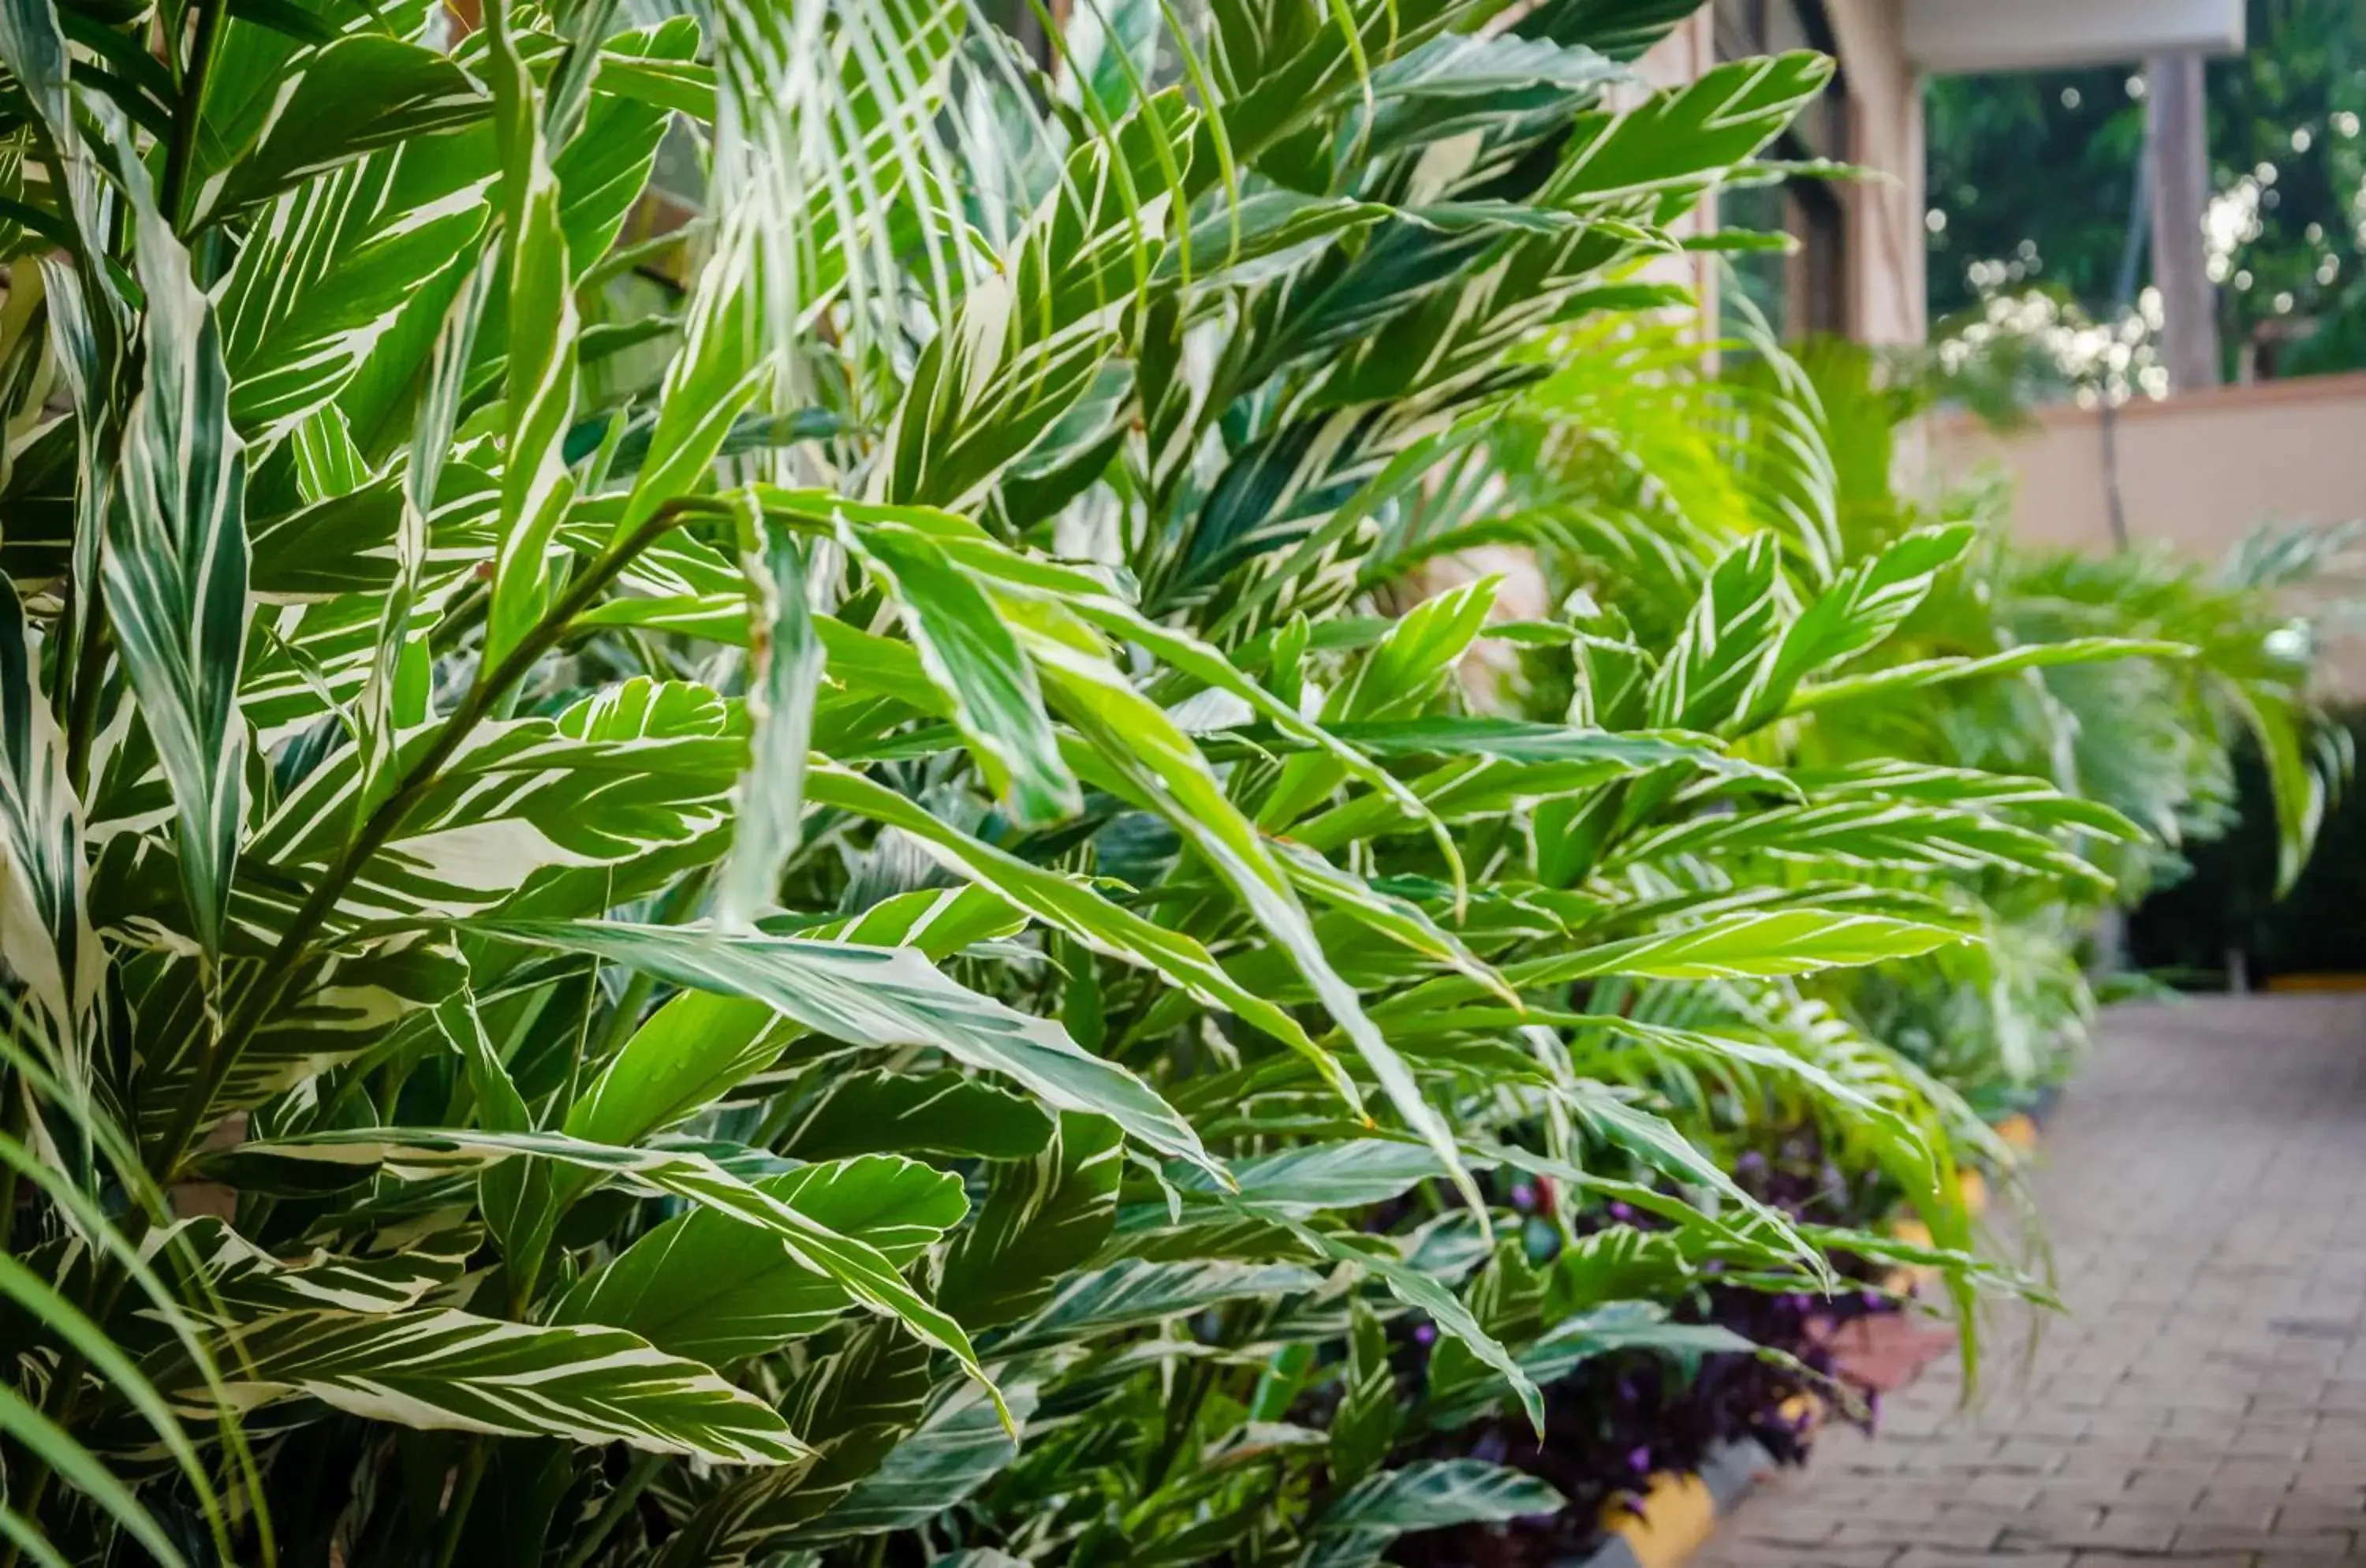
[1687,997,2366,1568]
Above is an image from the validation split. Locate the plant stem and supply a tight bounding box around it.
[431,1442,488,1568]
[555,1452,663,1568]
[153,503,707,1182]
[0,1092,23,1253]
[63,607,109,794]
[162,0,230,230]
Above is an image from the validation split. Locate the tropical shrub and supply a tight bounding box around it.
[0,0,2276,1564]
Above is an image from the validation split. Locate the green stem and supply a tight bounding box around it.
[63,606,108,795]
[0,1091,23,1253]
[555,1452,663,1568]
[431,1442,488,1568]
[161,0,229,230]
[153,502,709,1182]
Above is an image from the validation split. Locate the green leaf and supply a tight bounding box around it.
[487,920,1211,1173]
[556,1155,967,1364]
[777,1070,1054,1162]
[0,1383,188,1567]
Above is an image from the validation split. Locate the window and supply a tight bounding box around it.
[1713,0,1850,341]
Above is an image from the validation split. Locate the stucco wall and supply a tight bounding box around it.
[1931,375,2366,695]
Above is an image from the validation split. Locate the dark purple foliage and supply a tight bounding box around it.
[1391,1129,1909,1567]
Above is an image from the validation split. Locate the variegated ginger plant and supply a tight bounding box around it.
[0,0,2141,1562]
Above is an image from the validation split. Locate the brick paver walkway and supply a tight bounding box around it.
[1695,994,2366,1568]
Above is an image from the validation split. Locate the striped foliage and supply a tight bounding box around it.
[0,0,2321,1562]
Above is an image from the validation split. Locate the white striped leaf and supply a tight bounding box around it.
[776,1070,1053,1162]
[1503,909,1969,984]
[1515,1301,1756,1387]
[1260,577,1498,831]
[1608,798,2114,887]
[563,887,1029,1152]
[651,1323,935,1567]
[1543,52,1833,220]
[1782,760,2147,841]
[997,1259,1322,1351]
[1330,1300,1396,1489]
[1173,1139,1468,1217]
[1647,533,1782,731]
[482,3,580,668]
[1556,1084,1809,1264]
[1241,1207,1543,1434]
[483,919,1212,1174]
[1322,1459,1563,1532]
[244,679,739,928]
[212,1125,1002,1416]
[1013,610,1478,1214]
[838,518,1079,825]
[935,1113,1121,1332]
[715,517,823,925]
[778,1377,1041,1543]
[1740,524,1976,727]
[1782,638,2193,717]
[0,577,102,1058]
[174,1307,807,1465]
[555,1155,967,1365]
[220,139,494,444]
[147,1218,477,1321]
[1365,911,1968,1024]
[99,129,251,958]
[131,935,466,1145]
[805,766,1340,1082]
[196,35,489,218]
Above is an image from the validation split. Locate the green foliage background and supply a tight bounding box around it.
[1927,0,2366,375]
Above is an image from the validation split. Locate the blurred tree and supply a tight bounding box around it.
[1927,0,2366,379]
